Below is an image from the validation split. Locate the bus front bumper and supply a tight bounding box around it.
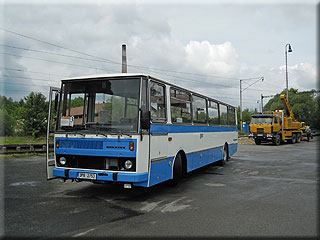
[53,168,148,186]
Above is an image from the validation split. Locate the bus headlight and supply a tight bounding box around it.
[124,160,133,170]
[59,157,67,165]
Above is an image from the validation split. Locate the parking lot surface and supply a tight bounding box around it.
[2,137,318,238]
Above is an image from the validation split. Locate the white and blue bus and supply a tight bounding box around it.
[46,73,238,188]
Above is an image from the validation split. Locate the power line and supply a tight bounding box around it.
[0,66,65,77]
[0,52,116,73]
[0,88,51,95]
[0,44,115,65]
[0,28,264,81]
[0,80,58,88]
[263,81,284,90]
[1,52,263,91]
[0,74,59,83]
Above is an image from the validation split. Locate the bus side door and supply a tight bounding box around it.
[46,87,60,180]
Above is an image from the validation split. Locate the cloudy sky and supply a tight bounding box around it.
[0,0,317,110]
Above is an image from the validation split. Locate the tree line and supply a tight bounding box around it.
[0,88,319,137]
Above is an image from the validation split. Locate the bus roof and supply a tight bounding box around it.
[61,73,148,81]
[61,73,236,108]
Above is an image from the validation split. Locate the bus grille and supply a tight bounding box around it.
[60,140,103,149]
[257,128,264,134]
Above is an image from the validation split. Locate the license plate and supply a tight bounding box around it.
[78,172,96,180]
[257,134,263,136]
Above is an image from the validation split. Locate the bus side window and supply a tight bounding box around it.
[150,81,166,122]
[219,104,228,125]
[227,106,236,126]
[192,95,207,124]
[170,88,192,124]
[208,100,219,125]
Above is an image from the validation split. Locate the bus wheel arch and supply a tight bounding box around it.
[178,150,187,177]
[168,150,187,186]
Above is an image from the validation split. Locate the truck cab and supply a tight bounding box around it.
[249,113,282,145]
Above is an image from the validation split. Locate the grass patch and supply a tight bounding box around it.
[0,152,46,158]
[0,136,53,145]
[238,130,249,136]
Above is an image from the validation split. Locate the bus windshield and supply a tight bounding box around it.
[58,78,140,133]
[250,117,273,124]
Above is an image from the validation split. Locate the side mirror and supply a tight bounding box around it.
[140,110,151,130]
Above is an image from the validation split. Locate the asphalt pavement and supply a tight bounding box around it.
[1,137,318,238]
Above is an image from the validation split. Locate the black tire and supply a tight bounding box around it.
[307,134,310,142]
[219,145,229,166]
[254,139,261,145]
[291,134,297,144]
[273,134,281,146]
[168,154,182,186]
[296,134,301,143]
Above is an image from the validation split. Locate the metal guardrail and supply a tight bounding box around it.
[0,144,54,155]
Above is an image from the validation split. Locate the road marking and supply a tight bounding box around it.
[72,228,95,237]
[247,171,259,176]
[140,200,164,212]
[10,181,37,187]
[160,197,192,213]
[205,183,226,187]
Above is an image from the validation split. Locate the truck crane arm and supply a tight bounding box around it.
[280,94,296,121]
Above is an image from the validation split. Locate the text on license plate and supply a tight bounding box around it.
[78,172,96,180]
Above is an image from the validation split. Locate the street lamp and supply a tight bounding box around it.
[285,43,292,101]
[239,76,264,131]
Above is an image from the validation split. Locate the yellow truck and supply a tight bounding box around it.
[249,94,303,145]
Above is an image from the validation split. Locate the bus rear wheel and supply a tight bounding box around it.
[219,145,229,166]
[168,154,182,187]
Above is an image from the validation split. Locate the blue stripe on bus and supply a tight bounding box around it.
[53,168,148,187]
[150,124,237,134]
[148,143,237,187]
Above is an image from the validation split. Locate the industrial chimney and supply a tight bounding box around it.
[122,44,127,73]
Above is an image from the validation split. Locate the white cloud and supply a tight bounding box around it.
[184,41,239,75]
[1,3,316,110]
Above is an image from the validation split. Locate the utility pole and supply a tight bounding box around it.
[122,44,127,73]
[285,43,292,101]
[239,77,264,131]
[240,80,243,130]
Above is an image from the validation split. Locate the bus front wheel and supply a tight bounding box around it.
[168,154,182,187]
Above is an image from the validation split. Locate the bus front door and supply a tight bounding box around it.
[46,87,60,180]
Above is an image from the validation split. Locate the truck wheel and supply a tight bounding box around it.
[296,134,301,143]
[254,139,261,145]
[273,135,281,146]
[291,134,297,144]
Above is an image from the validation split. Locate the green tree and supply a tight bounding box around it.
[71,97,84,108]
[22,92,48,137]
[0,109,14,136]
[0,96,19,136]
